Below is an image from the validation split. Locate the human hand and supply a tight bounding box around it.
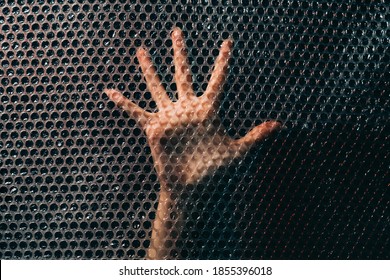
[105,27,281,259]
[105,28,281,190]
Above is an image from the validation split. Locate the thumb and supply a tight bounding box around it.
[230,121,282,154]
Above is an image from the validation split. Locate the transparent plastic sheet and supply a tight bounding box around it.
[0,0,388,259]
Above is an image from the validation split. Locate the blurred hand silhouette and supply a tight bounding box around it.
[105,27,281,259]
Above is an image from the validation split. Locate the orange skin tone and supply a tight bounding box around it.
[105,28,281,259]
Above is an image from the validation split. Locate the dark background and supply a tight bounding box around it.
[0,0,389,259]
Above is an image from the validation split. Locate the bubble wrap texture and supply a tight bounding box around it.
[0,0,389,259]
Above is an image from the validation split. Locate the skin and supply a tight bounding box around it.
[105,27,281,259]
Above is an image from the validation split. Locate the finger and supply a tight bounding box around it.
[171,27,195,100]
[105,89,152,127]
[136,48,171,109]
[202,39,233,110]
[231,121,282,152]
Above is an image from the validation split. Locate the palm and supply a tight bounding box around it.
[146,97,234,188]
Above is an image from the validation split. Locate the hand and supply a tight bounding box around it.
[105,28,281,189]
[105,27,281,259]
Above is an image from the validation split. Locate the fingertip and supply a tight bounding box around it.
[219,39,233,59]
[171,27,185,49]
[171,27,183,39]
[104,88,114,98]
[222,39,233,49]
[249,120,282,143]
[104,88,122,102]
[136,47,148,61]
[267,120,283,131]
